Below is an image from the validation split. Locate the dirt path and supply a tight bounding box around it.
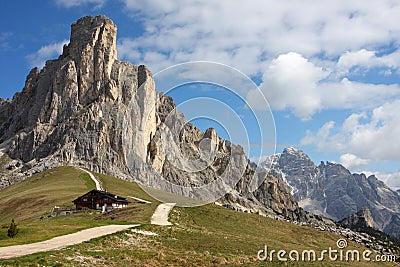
[78,167,103,191]
[127,196,152,204]
[0,224,138,260]
[151,203,176,226]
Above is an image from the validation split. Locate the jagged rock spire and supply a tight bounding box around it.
[61,15,118,104]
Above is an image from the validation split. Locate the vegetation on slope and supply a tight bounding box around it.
[0,167,397,266]
[1,203,397,266]
[0,166,158,247]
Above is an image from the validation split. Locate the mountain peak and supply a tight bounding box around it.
[282,146,308,158]
[58,15,119,105]
[283,146,299,154]
[65,15,117,63]
[280,147,314,167]
[0,14,155,166]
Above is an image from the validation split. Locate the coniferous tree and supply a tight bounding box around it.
[7,219,19,238]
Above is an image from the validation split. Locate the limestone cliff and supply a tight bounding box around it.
[0,16,156,182]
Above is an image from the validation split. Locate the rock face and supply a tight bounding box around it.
[0,16,157,184]
[260,147,400,237]
[0,15,307,222]
[339,207,375,229]
[148,93,312,222]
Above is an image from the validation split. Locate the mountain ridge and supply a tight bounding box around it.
[260,146,400,237]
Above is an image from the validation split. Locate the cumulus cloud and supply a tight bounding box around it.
[246,52,400,119]
[119,0,400,74]
[54,0,106,8]
[301,99,400,161]
[254,52,328,120]
[339,153,370,169]
[26,40,68,69]
[301,121,336,148]
[337,49,400,75]
[337,49,377,75]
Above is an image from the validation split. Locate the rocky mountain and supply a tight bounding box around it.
[260,147,400,237]
[0,15,312,223]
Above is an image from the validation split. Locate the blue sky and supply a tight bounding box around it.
[1,0,400,189]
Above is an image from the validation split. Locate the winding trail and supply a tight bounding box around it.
[78,167,103,191]
[0,224,138,260]
[151,203,176,226]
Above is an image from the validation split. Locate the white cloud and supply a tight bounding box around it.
[0,32,13,51]
[336,49,400,76]
[246,52,400,120]
[119,0,400,74]
[54,0,106,8]
[301,99,400,161]
[301,121,336,148]
[0,32,12,41]
[254,52,328,120]
[339,153,370,169]
[26,40,68,69]
[319,78,400,111]
[337,49,377,75]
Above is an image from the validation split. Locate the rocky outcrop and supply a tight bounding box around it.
[260,147,400,238]
[339,207,375,229]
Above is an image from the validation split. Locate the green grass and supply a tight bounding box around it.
[0,167,397,266]
[0,166,159,247]
[1,204,397,266]
[0,166,94,224]
[0,213,109,247]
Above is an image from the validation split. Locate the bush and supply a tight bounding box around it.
[7,219,19,238]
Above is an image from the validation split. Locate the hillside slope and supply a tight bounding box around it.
[1,203,397,266]
[0,166,160,248]
[0,166,158,224]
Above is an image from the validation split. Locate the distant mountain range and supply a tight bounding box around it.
[260,147,400,237]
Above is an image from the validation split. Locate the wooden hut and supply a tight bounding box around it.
[73,190,130,212]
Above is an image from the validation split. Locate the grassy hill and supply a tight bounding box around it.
[0,167,397,266]
[0,166,159,247]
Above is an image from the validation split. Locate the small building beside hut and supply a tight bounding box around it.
[73,189,130,212]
